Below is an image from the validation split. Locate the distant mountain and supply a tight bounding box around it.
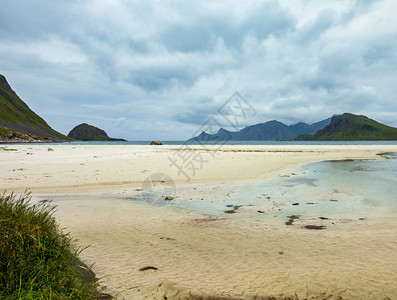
[295,113,397,141]
[0,74,71,142]
[289,117,333,136]
[236,120,297,140]
[187,117,332,142]
[67,123,126,141]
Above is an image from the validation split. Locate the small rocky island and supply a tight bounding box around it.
[67,123,126,142]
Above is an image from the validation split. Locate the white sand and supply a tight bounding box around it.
[1,144,396,193]
[1,144,397,299]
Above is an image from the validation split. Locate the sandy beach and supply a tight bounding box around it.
[1,144,396,194]
[1,144,397,299]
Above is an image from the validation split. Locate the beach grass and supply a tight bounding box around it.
[0,192,102,299]
[0,146,18,151]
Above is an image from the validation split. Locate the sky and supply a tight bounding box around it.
[1,0,396,140]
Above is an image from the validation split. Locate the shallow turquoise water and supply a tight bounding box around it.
[160,154,397,218]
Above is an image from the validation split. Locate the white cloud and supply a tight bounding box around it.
[0,0,396,139]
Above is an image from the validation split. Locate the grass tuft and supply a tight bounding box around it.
[0,192,102,299]
[0,146,17,151]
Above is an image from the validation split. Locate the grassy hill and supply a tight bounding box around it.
[295,113,397,141]
[0,74,71,142]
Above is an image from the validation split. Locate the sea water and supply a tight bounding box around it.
[18,140,397,146]
[144,153,397,218]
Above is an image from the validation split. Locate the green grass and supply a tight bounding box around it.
[0,146,17,151]
[0,193,102,299]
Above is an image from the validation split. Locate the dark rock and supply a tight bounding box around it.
[160,237,175,241]
[139,266,158,271]
[224,210,235,214]
[304,225,326,230]
[150,141,162,145]
[285,219,294,226]
[286,215,300,219]
[292,203,299,206]
[319,217,329,220]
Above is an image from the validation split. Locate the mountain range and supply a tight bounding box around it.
[188,113,397,142]
[188,117,332,142]
[1,73,397,142]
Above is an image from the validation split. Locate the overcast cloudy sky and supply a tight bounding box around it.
[1,0,396,140]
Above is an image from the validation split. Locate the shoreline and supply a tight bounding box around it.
[1,144,396,195]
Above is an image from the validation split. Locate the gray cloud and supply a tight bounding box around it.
[297,9,336,44]
[0,0,396,140]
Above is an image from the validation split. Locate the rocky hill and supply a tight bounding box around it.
[67,123,126,141]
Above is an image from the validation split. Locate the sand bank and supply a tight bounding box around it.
[1,144,396,194]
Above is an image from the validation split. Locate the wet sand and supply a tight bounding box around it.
[41,191,397,299]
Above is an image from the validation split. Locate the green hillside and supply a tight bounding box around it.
[0,74,70,141]
[295,113,397,141]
